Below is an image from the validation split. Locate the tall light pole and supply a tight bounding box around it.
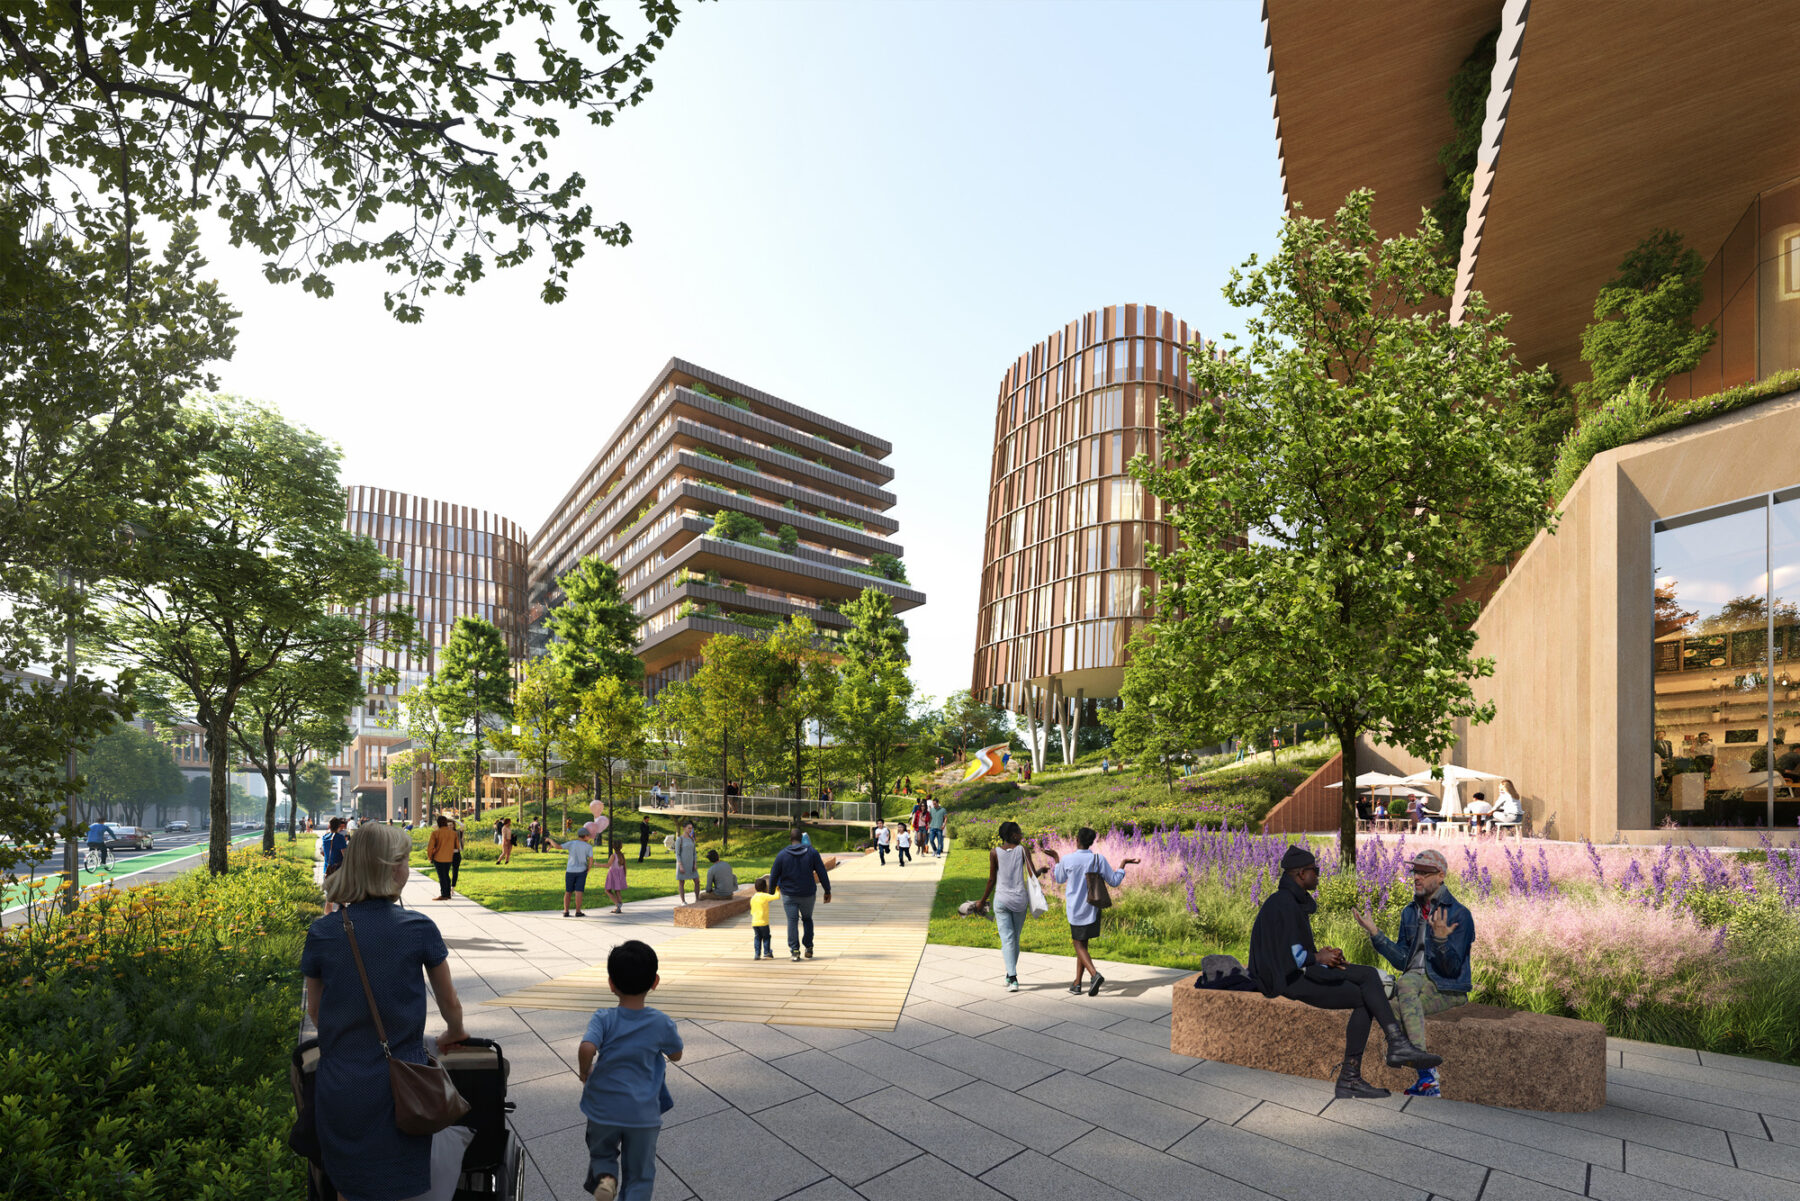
[60,569,81,915]
[468,686,484,821]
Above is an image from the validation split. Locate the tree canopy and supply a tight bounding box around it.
[1138,189,1555,859]
[0,0,697,320]
[97,397,412,872]
[1576,228,1715,409]
[545,555,642,689]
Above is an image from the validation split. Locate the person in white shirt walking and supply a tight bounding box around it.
[1040,827,1138,996]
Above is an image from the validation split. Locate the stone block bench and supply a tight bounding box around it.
[670,858,839,928]
[1170,975,1607,1111]
[673,886,754,928]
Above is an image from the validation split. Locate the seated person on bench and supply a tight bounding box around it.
[1354,849,1473,1098]
[1248,846,1441,1100]
[700,849,738,901]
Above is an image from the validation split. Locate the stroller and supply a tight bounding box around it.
[291,1035,527,1200]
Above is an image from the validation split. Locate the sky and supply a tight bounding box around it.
[198,0,1284,705]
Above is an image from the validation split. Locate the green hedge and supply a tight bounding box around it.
[0,852,318,1199]
[1552,369,1800,501]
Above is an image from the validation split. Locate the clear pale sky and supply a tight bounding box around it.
[201,0,1283,704]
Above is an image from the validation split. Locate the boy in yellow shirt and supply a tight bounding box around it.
[749,876,777,960]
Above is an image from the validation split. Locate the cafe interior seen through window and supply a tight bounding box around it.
[1653,488,1800,828]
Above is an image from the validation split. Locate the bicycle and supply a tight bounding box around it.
[82,845,109,874]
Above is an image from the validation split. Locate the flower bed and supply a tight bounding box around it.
[0,851,318,1198]
[955,824,1800,1063]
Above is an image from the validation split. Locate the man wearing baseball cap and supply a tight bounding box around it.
[1354,848,1474,1098]
[1249,845,1441,1099]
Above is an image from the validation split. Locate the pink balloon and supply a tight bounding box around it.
[584,817,610,838]
[589,799,606,820]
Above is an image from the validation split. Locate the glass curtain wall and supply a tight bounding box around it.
[1652,490,1800,827]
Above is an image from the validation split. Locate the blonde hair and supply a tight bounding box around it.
[323,822,412,905]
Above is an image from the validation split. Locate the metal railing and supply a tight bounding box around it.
[646,791,874,824]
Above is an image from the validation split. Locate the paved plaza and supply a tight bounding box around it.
[406,863,1800,1201]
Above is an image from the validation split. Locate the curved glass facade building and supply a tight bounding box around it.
[343,486,529,804]
[970,304,1204,759]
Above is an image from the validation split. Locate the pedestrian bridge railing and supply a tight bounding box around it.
[646,791,874,825]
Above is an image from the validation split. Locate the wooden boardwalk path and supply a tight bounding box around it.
[484,848,946,1029]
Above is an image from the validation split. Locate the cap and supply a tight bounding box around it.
[1406,849,1449,874]
[1280,845,1317,871]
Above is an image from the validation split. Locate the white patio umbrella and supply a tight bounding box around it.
[1394,764,1507,786]
[1325,771,1410,789]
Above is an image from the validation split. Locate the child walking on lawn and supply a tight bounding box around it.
[749,877,775,959]
[576,940,683,1201]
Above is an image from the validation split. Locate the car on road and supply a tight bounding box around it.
[92,824,155,851]
[164,820,191,834]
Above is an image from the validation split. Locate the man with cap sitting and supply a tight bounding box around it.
[1249,845,1441,1099]
[1354,848,1473,1097]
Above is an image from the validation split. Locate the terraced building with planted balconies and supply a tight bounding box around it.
[527,358,925,694]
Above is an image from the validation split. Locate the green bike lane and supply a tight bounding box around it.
[2,832,271,914]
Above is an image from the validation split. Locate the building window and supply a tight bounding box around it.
[1652,490,1800,829]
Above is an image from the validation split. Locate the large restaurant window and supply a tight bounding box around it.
[1652,489,1800,827]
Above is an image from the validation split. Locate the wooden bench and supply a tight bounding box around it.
[1170,975,1606,1111]
[671,857,840,928]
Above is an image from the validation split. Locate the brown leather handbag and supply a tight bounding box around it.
[341,910,470,1136]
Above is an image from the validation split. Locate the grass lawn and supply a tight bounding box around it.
[414,802,867,913]
[926,844,1232,972]
[938,743,1335,851]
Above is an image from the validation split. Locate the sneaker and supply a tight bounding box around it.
[1068,983,1084,994]
[593,1175,618,1201]
[791,951,802,961]
[1006,976,1019,992]
[1088,974,1105,997]
[575,910,586,917]
[1404,1080,1442,1098]
[804,948,814,959]
[562,911,570,918]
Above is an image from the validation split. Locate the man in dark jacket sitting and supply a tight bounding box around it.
[1249,845,1441,1099]
[1355,848,1474,1098]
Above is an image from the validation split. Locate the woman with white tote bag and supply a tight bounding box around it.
[972,820,1050,993]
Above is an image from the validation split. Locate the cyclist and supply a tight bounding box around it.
[85,818,110,870]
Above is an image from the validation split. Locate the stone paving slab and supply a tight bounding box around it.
[392,864,1800,1201]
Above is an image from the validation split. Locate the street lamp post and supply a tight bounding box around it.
[59,569,81,915]
[468,686,483,821]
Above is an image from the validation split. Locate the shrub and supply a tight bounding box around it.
[710,508,764,543]
[0,852,318,1198]
[1551,368,1800,502]
[870,552,907,583]
[776,524,800,553]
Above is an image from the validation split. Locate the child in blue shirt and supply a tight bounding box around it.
[576,940,683,1201]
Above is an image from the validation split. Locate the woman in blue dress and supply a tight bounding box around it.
[303,822,471,1201]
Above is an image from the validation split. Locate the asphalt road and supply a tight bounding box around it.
[1,826,274,925]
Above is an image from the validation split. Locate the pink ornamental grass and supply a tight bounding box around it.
[1468,891,1736,1013]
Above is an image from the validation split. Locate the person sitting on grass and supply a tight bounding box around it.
[576,940,683,1201]
[544,826,595,918]
[1249,845,1440,1100]
[700,849,738,900]
[1354,848,1473,1098]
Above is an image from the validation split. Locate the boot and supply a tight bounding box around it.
[1334,1055,1390,1100]
[1381,1022,1443,1070]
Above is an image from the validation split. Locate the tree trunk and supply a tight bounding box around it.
[1337,724,1359,866]
[286,759,302,842]
[207,718,232,874]
[720,726,730,852]
[794,716,803,800]
[260,764,279,855]
[472,728,483,819]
